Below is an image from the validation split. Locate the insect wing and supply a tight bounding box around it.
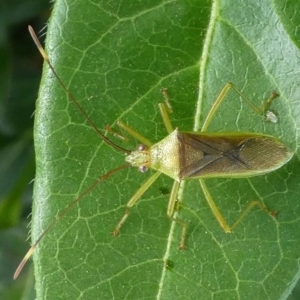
[177,132,292,179]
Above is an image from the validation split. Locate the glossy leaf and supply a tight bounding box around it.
[31,0,300,299]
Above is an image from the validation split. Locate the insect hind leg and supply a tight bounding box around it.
[201,82,279,131]
[199,179,277,233]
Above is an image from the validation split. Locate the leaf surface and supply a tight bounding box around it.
[32,0,300,299]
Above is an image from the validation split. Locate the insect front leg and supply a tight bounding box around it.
[114,87,174,147]
[199,179,277,233]
[114,89,188,247]
[117,121,153,147]
[111,93,171,235]
[159,88,174,134]
[201,82,279,131]
[113,171,161,236]
[105,125,129,142]
[110,120,160,235]
[160,88,173,113]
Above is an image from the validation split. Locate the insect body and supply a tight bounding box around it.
[14,26,292,279]
[130,129,290,181]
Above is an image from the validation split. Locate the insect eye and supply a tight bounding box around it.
[138,144,147,151]
[139,165,148,173]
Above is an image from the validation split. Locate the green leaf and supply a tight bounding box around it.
[30,0,300,299]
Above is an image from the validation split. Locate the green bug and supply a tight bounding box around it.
[14,26,292,279]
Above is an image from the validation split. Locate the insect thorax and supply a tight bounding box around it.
[149,129,182,181]
[126,128,292,182]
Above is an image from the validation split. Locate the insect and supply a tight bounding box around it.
[14,25,292,279]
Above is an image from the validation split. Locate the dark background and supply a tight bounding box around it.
[0,1,48,299]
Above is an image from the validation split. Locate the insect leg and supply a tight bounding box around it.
[160,88,173,113]
[201,82,279,131]
[159,89,174,134]
[113,171,161,236]
[116,88,174,144]
[117,120,153,147]
[167,181,187,249]
[159,103,174,134]
[229,200,277,231]
[199,179,231,232]
[199,179,276,232]
[105,125,129,142]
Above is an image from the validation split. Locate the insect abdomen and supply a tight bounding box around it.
[178,132,292,180]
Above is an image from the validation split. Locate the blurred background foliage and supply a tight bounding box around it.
[0,0,49,299]
[0,0,300,299]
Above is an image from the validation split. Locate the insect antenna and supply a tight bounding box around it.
[28,25,131,155]
[14,27,134,279]
[13,163,130,280]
